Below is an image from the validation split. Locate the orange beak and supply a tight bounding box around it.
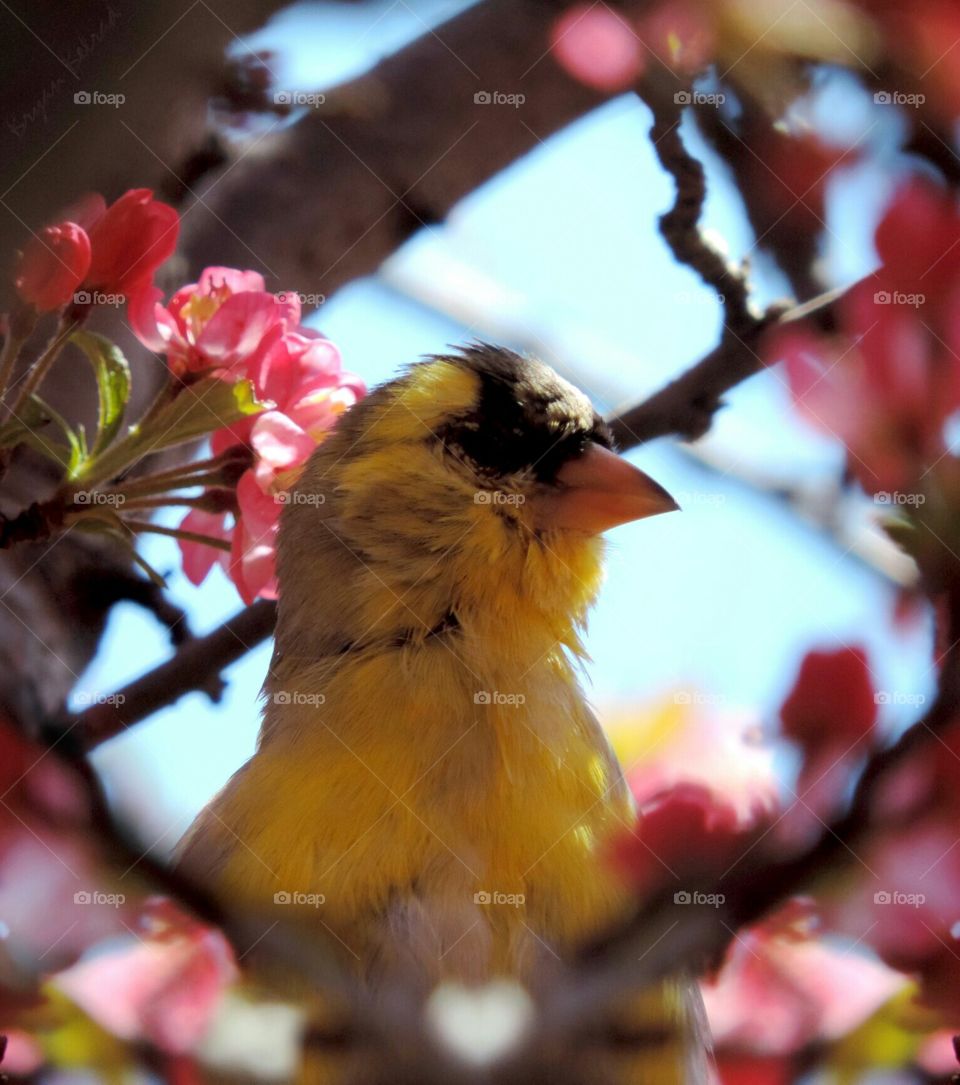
[532,442,679,535]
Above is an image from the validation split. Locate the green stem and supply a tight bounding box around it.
[120,517,232,551]
[72,380,180,485]
[8,316,76,416]
[110,452,242,498]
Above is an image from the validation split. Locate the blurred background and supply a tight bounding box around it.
[2,0,957,1081]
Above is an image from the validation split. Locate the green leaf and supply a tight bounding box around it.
[26,395,83,472]
[74,377,265,485]
[128,377,263,453]
[71,330,131,457]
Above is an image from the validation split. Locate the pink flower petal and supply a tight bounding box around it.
[198,267,266,295]
[195,292,286,372]
[551,4,646,92]
[178,509,230,586]
[237,470,282,536]
[127,282,168,353]
[230,519,277,604]
[250,411,317,471]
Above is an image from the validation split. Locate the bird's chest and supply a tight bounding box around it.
[240,660,633,964]
[375,690,634,947]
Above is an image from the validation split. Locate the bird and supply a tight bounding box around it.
[178,343,706,1082]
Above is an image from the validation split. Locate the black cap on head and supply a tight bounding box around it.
[431,344,613,482]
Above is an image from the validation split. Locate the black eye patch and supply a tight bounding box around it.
[431,350,614,483]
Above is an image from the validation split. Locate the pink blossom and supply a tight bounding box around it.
[15,222,91,312]
[550,4,646,91]
[82,188,179,295]
[703,907,907,1056]
[130,267,295,378]
[165,276,365,603]
[770,179,960,493]
[55,898,236,1054]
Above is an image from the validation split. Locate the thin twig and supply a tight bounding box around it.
[73,599,277,749]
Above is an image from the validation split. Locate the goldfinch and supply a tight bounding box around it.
[180,344,706,1082]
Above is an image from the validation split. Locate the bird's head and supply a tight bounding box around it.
[275,345,676,664]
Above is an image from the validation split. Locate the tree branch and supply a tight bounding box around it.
[178,0,658,297]
[74,599,276,750]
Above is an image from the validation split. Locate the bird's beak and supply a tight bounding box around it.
[532,442,679,535]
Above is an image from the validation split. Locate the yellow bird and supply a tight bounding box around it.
[180,344,706,1081]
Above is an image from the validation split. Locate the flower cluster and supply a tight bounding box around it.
[608,636,959,1081]
[15,189,179,312]
[2,190,363,606]
[771,179,960,496]
[132,267,363,602]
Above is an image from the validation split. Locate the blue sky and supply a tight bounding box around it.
[80,1,933,856]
